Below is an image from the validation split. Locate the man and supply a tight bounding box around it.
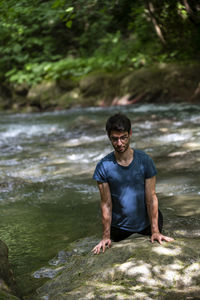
[92,113,173,254]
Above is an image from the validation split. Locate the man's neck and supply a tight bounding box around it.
[114,147,134,167]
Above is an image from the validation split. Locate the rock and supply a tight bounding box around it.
[79,73,121,106]
[0,290,21,300]
[0,240,20,299]
[56,89,81,109]
[35,234,200,300]
[33,267,65,279]
[79,74,105,95]
[56,78,78,92]
[0,96,7,110]
[1,62,200,112]
[12,83,29,96]
[27,81,60,110]
[120,63,200,103]
[10,83,29,110]
[0,96,11,111]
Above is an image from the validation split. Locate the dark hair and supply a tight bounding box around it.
[106,113,131,136]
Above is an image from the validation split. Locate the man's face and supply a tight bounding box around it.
[109,130,132,153]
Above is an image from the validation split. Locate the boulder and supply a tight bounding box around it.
[56,77,78,92]
[79,73,121,105]
[35,234,200,300]
[11,83,29,97]
[0,95,11,111]
[0,240,20,300]
[27,81,60,110]
[79,74,106,95]
[1,62,200,112]
[56,89,81,109]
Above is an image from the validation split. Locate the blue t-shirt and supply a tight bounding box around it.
[93,149,157,232]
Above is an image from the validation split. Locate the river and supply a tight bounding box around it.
[0,103,200,296]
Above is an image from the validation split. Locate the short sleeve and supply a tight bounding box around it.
[93,161,108,183]
[145,155,157,179]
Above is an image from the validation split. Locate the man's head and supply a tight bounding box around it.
[106,113,132,153]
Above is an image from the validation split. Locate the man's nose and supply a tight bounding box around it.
[117,138,122,145]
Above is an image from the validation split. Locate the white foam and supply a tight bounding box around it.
[66,149,108,163]
[63,135,106,147]
[136,121,154,129]
[0,124,63,139]
[156,132,191,143]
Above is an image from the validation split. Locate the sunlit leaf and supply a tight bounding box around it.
[65,7,74,13]
[66,20,72,28]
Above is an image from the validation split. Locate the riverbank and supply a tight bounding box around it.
[0,62,200,113]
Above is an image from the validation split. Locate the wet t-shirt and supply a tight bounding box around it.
[93,149,157,232]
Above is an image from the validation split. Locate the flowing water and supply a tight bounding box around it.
[0,103,200,295]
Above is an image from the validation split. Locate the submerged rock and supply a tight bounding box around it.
[35,234,200,300]
[33,267,65,279]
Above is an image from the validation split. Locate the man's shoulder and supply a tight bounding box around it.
[135,149,154,165]
[98,152,115,164]
[93,152,115,181]
[135,149,149,159]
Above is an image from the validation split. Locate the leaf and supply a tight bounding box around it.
[66,20,72,28]
[13,43,22,53]
[65,7,74,13]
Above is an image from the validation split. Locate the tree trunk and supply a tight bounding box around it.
[183,0,200,26]
[146,1,166,44]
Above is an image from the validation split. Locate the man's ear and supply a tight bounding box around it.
[129,129,132,137]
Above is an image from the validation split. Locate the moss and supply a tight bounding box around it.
[35,235,200,300]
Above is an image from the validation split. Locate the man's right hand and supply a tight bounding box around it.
[92,238,112,254]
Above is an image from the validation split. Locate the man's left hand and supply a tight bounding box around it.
[151,232,174,244]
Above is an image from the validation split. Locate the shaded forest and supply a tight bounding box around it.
[0,0,200,109]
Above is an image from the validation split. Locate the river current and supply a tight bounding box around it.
[0,103,200,293]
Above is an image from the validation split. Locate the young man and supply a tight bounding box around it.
[92,113,173,254]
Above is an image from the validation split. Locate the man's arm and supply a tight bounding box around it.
[145,176,174,244]
[92,182,112,254]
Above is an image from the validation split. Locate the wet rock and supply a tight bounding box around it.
[33,239,100,280]
[49,250,73,266]
[33,267,65,279]
[35,235,200,300]
[0,240,20,300]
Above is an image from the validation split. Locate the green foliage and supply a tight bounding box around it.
[0,0,199,85]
